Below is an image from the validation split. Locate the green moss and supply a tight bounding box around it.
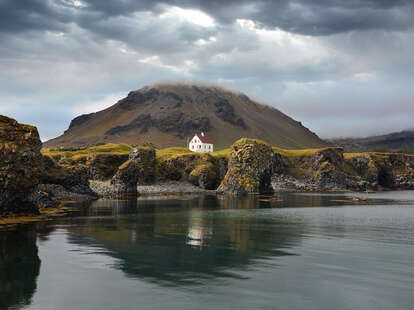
[344,163,359,176]
[287,167,309,178]
[234,138,270,146]
[273,146,342,157]
[211,148,230,158]
[156,147,193,160]
[141,141,161,149]
[41,143,133,163]
[190,163,215,177]
[118,159,132,170]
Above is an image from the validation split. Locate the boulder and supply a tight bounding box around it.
[217,138,275,194]
[345,154,379,185]
[189,163,219,190]
[40,155,96,198]
[110,147,156,196]
[128,147,156,184]
[310,147,345,170]
[87,153,129,180]
[111,160,141,195]
[157,152,223,189]
[0,115,42,214]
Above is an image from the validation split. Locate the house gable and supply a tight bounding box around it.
[189,133,214,152]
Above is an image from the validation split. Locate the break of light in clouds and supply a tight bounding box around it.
[0,0,414,140]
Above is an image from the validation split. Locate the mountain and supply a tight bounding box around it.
[45,83,327,150]
[331,130,414,153]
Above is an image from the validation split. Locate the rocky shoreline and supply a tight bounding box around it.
[2,115,414,223]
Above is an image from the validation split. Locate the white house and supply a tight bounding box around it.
[188,132,214,153]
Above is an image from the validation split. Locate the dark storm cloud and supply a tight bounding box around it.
[80,0,414,34]
[1,0,414,37]
[0,0,68,34]
[1,0,414,140]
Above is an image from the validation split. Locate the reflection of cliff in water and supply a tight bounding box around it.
[67,195,305,286]
[0,228,40,310]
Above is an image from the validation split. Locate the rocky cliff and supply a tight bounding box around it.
[5,113,414,217]
[0,116,43,214]
[110,147,156,196]
[217,139,276,194]
[42,139,414,197]
[272,147,414,192]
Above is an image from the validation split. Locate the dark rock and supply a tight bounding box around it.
[111,160,140,195]
[214,98,247,129]
[87,153,129,180]
[157,153,222,189]
[40,155,97,197]
[128,147,156,184]
[28,187,59,209]
[217,157,229,180]
[110,147,156,196]
[218,139,275,194]
[189,163,219,190]
[65,113,94,133]
[310,147,345,170]
[0,115,43,214]
[117,89,158,110]
[105,113,211,138]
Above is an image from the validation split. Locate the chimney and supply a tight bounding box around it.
[201,132,204,136]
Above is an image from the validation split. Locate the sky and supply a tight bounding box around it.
[1,0,414,141]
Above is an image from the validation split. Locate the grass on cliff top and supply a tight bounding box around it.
[156,147,193,160]
[235,138,270,146]
[43,141,408,164]
[272,146,342,157]
[42,143,133,161]
[343,151,414,159]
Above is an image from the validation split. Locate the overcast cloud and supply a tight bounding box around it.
[0,0,413,140]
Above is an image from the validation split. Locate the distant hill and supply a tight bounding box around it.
[45,83,327,150]
[331,130,414,153]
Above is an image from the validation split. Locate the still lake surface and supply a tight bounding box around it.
[1,191,414,310]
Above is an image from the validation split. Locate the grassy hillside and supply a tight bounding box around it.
[45,83,327,150]
[332,130,414,153]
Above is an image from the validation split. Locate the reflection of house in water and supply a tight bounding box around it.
[186,209,213,247]
[66,196,303,286]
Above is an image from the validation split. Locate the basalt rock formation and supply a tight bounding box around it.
[217,139,277,194]
[0,116,43,214]
[272,147,414,191]
[157,152,224,190]
[39,155,97,200]
[110,147,156,196]
[86,153,129,181]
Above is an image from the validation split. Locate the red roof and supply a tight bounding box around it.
[196,133,213,144]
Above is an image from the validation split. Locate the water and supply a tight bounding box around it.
[1,191,414,310]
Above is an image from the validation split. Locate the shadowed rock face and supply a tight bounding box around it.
[40,155,96,197]
[105,112,211,138]
[110,147,156,196]
[87,153,129,180]
[218,139,276,194]
[0,115,43,214]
